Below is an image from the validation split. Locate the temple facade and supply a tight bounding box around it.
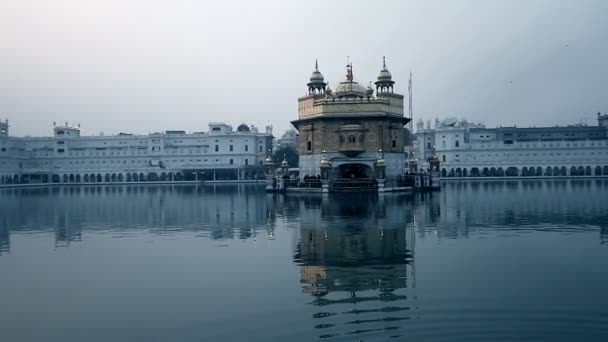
[291,58,410,192]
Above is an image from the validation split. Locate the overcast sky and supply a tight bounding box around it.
[1,0,607,137]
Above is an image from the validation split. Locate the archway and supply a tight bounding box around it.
[585,166,591,176]
[76,174,81,183]
[604,166,608,175]
[441,168,447,177]
[545,167,552,176]
[160,172,167,181]
[463,168,468,177]
[490,167,497,177]
[111,174,117,182]
[570,166,577,176]
[448,168,455,177]
[96,174,102,182]
[333,163,376,190]
[126,173,132,182]
[69,174,75,183]
[139,173,146,181]
[577,166,584,176]
[506,167,518,177]
[497,167,504,177]
[84,174,90,182]
[482,167,490,177]
[147,172,159,182]
[63,174,68,183]
[132,173,139,182]
[455,168,462,177]
[105,174,110,182]
[470,167,480,177]
[536,167,542,176]
[118,174,124,182]
[595,166,602,176]
[553,166,560,176]
[334,163,374,179]
[521,167,528,176]
[560,167,567,176]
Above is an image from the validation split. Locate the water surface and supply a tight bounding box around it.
[1,180,607,341]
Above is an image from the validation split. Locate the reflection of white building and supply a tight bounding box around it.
[416,113,608,177]
[0,119,274,184]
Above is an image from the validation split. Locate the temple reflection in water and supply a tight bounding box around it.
[290,194,417,339]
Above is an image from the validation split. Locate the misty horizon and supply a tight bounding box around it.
[1,0,607,137]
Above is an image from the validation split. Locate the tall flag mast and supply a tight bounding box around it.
[408,72,414,168]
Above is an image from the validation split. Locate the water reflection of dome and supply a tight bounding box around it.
[293,194,414,339]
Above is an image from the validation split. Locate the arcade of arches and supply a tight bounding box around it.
[440,165,608,178]
[0,168,265,185]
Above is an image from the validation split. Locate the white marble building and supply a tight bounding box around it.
[415,113,608,177]
[0,119,274,184]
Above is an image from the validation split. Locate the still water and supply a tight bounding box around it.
[1,180,607,341]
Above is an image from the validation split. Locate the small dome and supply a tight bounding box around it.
[236,123,250,132]
[366,83,374,96]
[308,59,325,84]
[310,70,324,82]
[378,68,392,81]
[375,56,395,89]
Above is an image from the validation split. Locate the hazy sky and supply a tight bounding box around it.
[1,0,607,137]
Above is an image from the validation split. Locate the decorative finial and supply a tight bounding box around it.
[383,56,386,69]
[315,59,318,71]
[283,153,286,161]
[346,61,353,82]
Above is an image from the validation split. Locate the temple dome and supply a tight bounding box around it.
[334,81,368,97]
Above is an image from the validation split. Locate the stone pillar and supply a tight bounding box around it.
[263,156,275,192]
[375,158,386,193]
[428,155,441,189]
[320,156,332,193]
[409,160,418,173]
[281,157,289,178]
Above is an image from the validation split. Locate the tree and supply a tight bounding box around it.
[272,146,299,168]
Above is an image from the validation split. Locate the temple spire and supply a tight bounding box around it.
[383,56,386,69]
[346,62,353,81]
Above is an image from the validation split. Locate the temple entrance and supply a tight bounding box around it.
[332,163,376,191]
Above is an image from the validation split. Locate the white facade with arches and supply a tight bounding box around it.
[415,113,608,178]
[0,120,274,185]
